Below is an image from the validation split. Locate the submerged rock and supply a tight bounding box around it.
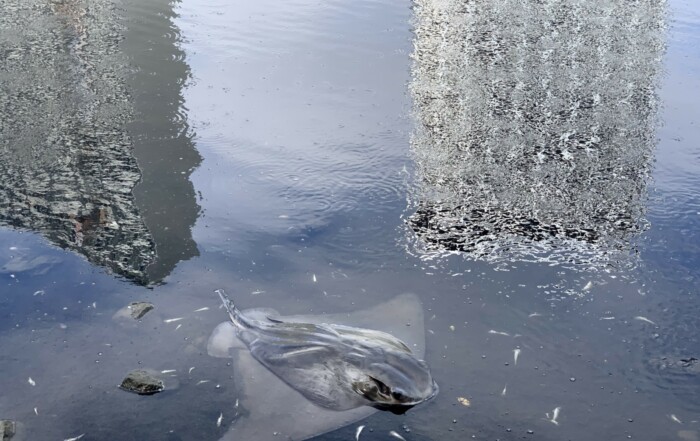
[0,420,16,441]
[119,369,165,395]
[128,302,154,319]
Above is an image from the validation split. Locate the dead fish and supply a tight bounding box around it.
[545,406,561,425]
[583,281,593,291]
[501,384,507,396]
[355,425,365,441]
[488,330,510,336]
[161,369,176,374]
[513,349,521,365]
[389,431,407,441]
[635,316,656,325]
[217,412,223,427]
[528,312,542,318]
[215,289,438,414]
[671,414,683,424]
[164,317,184,323]
[194,307,210,312]
[28,377,36,386]
[457,396,471,406]
[64,435,85,441]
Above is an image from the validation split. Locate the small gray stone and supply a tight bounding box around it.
[128,302,154,319]
[1,420,16,441]
[119,369,164,395]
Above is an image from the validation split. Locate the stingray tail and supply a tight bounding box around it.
[215,289,250,330]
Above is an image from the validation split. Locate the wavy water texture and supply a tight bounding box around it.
[407,0,667,269]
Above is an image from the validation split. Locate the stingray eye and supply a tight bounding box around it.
[391,390,406,401]
[370,376,391,396]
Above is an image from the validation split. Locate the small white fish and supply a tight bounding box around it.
[28,377,36,386]
[161,369,176,374]
[175,324,182,330]
[33,290,45,296]
[194,307,209,312]
[188,367,195,374]
[583,281,593,291]
[92,302,97,309]
[449,325,455,331]
[635,316,656,325]
[670,414,682,424]
[251,290,266,295]
[34,407,38,415]
[545,406,561,425]
[528,312,542,318]
[217,412,223,427]
[59,323,68,329]
[64,435,85,441]
[488,330,510,336]
[389,431,407,441]
[355,425,365,441]
[312,274,317,283]
[513,349,521,365]
[600,317,615,320]
[197,380,210,385]
[164,317,184,323]
[501,384,507,396]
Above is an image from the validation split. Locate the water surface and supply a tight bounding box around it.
[1,0,699,439]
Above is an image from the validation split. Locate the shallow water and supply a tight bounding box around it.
[1,0,699,439]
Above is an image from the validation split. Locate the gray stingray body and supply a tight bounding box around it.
[208,292,435,441]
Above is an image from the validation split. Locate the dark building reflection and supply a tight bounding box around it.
[408,0,666,266]
[0,0,200,284]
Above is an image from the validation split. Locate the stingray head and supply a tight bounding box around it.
[351,351,438,414]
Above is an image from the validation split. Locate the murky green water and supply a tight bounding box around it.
[1,0,699,439]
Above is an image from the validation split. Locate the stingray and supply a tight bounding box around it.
[208,291,436,441]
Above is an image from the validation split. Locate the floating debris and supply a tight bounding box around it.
[488,330,510,336]
[27,377,36,386]
[501,385,507,396]
[355,425,365,441]
[635,316,656,325]
[545,406,561,425]
[64,434,85,441]
[671,414,683,424]
[164,317,184,323]
[513,349,521,365]
[119,369,164,395]
[194,307,209,312]
[389,430,407,441]
[217,412,223,427]
[457,396,471,406]
[128,302,154,319]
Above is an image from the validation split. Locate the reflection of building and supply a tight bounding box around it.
[0,0,200,284]
[408,0,666,265]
